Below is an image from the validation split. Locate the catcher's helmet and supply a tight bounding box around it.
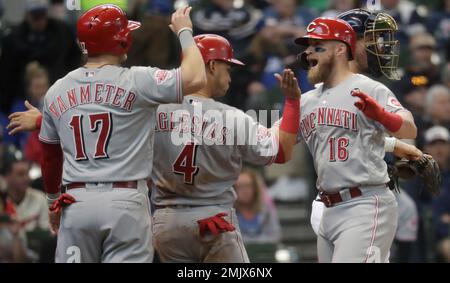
[77,4,141,56]
[337,8,371,38]
[364,12,400,80]
[295,17,356,60]
[337,9,400,80]
[194,34,244,66]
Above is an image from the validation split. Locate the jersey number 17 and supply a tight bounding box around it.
[69,112,112,160]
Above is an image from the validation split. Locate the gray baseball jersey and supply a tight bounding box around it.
[39,65,182,184]
[151,94,278,207]
[38,65,181,263]
[151,94,278,263]
[298,74,405,193]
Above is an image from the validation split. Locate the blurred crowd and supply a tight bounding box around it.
[0,0,449,262]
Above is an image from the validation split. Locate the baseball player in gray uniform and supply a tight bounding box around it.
[294,17,417,263]
[151,34,301,263]
[34,5,206,263]
[307,9,424,259]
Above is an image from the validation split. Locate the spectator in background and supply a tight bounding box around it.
[0,0,81,115]
[442,63,450,89]
[321,0,359,19]
[0,192,30,262]
[192,0,262,57]
[2,147,48,232]
[419,85,450,147]
[235,168,282,244]
[243,0,316,111]
[2,62,49,151]
[391,188,419,262]
[192,0,263,109]
[425,126,450,262]
[391,33,440,118]
[380,0,428,46]
[126,0,179,69]
[403,126,450,262]
[426,0,450,53]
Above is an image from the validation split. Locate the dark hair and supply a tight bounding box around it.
[0,146,27,175]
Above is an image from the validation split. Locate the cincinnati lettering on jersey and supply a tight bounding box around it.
[156,111,231,145]
[47,83,137,119]
[301,107,358,140]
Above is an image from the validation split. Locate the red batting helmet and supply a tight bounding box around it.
[77,4,141,56]
[295,17,356,60]
[194,34,244,66]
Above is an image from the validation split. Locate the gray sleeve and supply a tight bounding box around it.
[132,66,182,105]
[373,84,405,114]
[38,97,60,144]
[238,113,278,165]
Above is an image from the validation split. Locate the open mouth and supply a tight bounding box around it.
[308,58,318,68]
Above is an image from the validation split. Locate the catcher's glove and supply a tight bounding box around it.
[395,154,441,196]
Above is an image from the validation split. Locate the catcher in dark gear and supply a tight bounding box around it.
[298,9,400,81]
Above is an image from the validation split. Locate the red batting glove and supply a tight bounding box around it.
[351,89,403,132]
[49,193,76,214]
[197,212,236,237]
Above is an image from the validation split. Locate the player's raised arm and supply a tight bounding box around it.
[272,69,301,163]
[351,89,417,139]
[170,6,206,95]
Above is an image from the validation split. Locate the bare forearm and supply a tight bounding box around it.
[277,131,297,162]
[389,111,417,139]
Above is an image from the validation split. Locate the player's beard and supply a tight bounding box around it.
[307,54,334,85]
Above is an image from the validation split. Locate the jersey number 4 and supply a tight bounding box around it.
[69,112,112,161]
[172,143,199,184]
[328,137,349,162]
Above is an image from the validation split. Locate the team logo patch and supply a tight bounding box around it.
[387,97,403,109]
[155,70,173,85]
[306,22,316,33]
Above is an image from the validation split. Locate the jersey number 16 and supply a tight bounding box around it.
[328,137,349,162]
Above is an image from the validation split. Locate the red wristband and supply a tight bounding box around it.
[280,98,300,134]
[36,114,43,130]
[380,110,403,132]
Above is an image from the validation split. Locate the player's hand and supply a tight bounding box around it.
[7,100,41,135]
[169,6,193,35]
[274,69,301,100]
[48,210,61,235]
[351,89,385,122]
[393,140,423,161]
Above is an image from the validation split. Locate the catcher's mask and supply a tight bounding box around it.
[364,13,400,80]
